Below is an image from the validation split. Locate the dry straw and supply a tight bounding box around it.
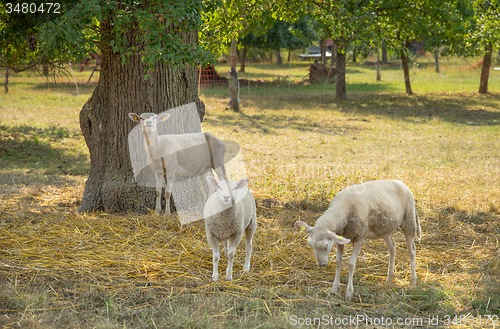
[1,185,498,315]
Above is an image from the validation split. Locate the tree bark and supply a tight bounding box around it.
[479,43,492,94]
[78,19,204,213]
[336,48,347,100]
[401,44,413,95]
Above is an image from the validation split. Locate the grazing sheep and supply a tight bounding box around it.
[129,112,227,215]
[295,180,421,301]
[204,176,257,281]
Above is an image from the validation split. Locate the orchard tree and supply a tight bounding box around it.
[3,0,212,213]
[0,1,83,91]
[470,0,500,94]
[311,0,378,99]
[200,0,266,112]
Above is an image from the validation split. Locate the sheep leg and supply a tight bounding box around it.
[163,174,175,216]
[405,235,417,286]
[384,235,396,283]
[330,243,344,296]
[346,240,364,301]
[207,235,220,281]
[225,234,243,281]
[243,219,256,272]
[154,171,163,214]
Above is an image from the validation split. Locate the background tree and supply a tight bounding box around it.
[0,1,84,91]
[311,0,378,99]
[7,0,213,213]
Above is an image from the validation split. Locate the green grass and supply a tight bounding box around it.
[0,61,499,328]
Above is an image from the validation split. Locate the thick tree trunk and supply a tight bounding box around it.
[479,44,492,94]
[335,48,347,100]
[401,46,413,95]
[78,20,204,213]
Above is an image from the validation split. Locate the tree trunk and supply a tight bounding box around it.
[239,46,248,72]
[228,38,240,112]
[382,42,388,64]
[479,43,492,94]
[276,49,282,65]
[78,20,204,213]
[320,38,327,65]
[434,47,440,73]
[4,67,8,93]
[401,45,413,95]
[336,48,347,100]
[376,48,381,81]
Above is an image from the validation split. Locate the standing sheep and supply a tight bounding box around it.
[295,180,421,301]
[128,112,227,215]
[204,176,257,281]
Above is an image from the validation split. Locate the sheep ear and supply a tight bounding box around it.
[294,221,312,234]
[206,176,218,189]
[129,113,140,122]
[236,178,248,189]
[328,231,350,245]
[158,112,171,122]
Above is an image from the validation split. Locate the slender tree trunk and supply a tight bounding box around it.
[228,38,240,112]
[239,46,248,72]
[4,67,8,93]
[479,43,492,94]
[78,20,204,213]
[434,47,440,73]
[276,49,282,65]
[382,42,388,64]
[331,40,337,67]
[336,47,347,100]
[320,38,327,65]
[376,48,381,81]
[401,44,413,95]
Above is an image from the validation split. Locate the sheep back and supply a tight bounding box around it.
[318,180,418,241]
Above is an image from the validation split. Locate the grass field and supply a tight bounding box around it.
[0,59,499,328]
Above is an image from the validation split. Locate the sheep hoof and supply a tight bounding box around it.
[386,275,395,283]
[225,276,233,281]
[212,274,219,281]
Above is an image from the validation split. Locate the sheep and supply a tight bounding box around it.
[128,112,227,215]
[203,176,257,281]
[295,180,421,301]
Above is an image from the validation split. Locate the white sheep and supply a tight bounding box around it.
[128,112,227,215]
[203,176,257,281]
[295,180,421,301]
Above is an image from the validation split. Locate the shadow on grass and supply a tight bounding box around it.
[0,124,88,185]
[30,81,97,95]
[238,88,500,126]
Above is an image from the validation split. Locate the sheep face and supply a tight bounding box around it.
[295,221,351,266]
[206,176,249,205]
[128,112,171,132]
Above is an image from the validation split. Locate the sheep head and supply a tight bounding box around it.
[206,176,248,206]
[295,221,350,266]
[128,112,171,132]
